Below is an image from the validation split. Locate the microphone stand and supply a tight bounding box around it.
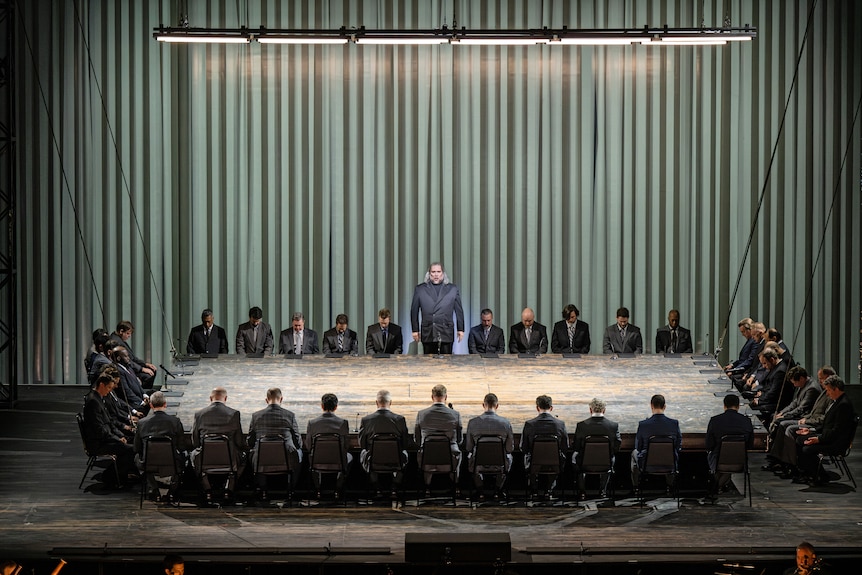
[433,326,444,359]
[160,363,177,392]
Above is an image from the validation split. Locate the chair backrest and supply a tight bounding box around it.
[256,434,291,475]
[715,434,748,474]
[76,413,94,456]
[311,433,345,472]
[472,435,506,473]
[420,434,454,471]
[643,435,677,474]
[581,435,614,473]
[840,415,860,456]
[368,433,404,473]
[200,433,234,473]
[143,436,178,476]
[530,434,562,469]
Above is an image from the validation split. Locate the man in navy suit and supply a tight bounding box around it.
[365,308,403,354]
[705,394,753,495]
[410,262,465,354]
[631,394,682,490]
[509,307,548,354]
[279,311,319,355]
[187,309,229,355]
[322,313,359,355]
[550,304,591,354]
[468,308,506,354]
[602,307,643,354]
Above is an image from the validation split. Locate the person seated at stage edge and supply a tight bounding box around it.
[724,317,758,376]
[279,311,319,355]
[322,313,359,355]
[509,307,548,354]
[573,397,621,500]
[305,393,353,499]
[236,306,274,355]
[247,387,303,501]
[602,307,643,354]
[82,373,138,488]
[520,394,568,499]
[654,309,693,354]
[415,384,463,489]
[359,389,413,497]
[468,308,506,354]
[550,304,591,354]
[365,308,403,354]
[191,386,246,503]
[767,365,821,449]
[464,393,514,500]
[187,308,229,355]
[112,320,157,388]
[704,394,753,497]
[748,347,792,425]
[631,394,682,493]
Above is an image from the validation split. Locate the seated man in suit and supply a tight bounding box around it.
[573,397,621,499]
[465,393,514,498]
[134,391,188,501]
[630,394,682,492]
[415,384,463,489]
[724,317,758,376]
[359,389,413,496]
[655,309,693,354]
[191,386,246,502]
[87,331,112,385]
[187,308,229,355]
[468,308,506,354]
[521,394,569,498]
[112,320,157,389]
[602,307,643,354]
[83,373,138,487]
[305,393,353,499]
[235,306,274,355]
[704,394,753,496]
[111,345,150,417]
[551,304,591,354]
[749,347,791,425]
[98,364,136,439]
[322,313,359,355]
[509,307,548,354]
[365,308,403,355]
[247,387,303,500]
[279,311,319,355]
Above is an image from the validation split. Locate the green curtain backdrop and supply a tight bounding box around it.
[13,0,862,384]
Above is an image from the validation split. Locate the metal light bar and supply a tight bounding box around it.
[154,27,250,43]
[257,27,348,44]
[355,28,450,45]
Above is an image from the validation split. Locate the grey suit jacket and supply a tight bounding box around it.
[410,281,465,343]
[467,324,506,354]
[305,411,351,469]
[573,415,621,466]
[191,401,245,457]
[365,322,403,354]
[322,328,359,354]
[134,410,187,458]
[247,403,302,452]
[235,321,274,354]
[279,328,320,354]
[602,323,644,354]
[465,410,514,454]
[414,402,462,449]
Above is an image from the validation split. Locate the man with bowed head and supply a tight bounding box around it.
[411,262,465,354]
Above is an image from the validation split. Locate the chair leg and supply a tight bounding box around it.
[80,457,95,489]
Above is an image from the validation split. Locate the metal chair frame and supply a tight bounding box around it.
[816,415,859,489]
[419,434,458,505]
[713,434,751,506]
[309,432,348,502]
[255,434,295,505]
[76,413,120,489]
[638,434,679,508]
[527,434,565,503]
[139,435,181,508]
[470,434,509,504]
[579,434,615,499]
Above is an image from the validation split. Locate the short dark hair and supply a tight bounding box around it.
[762,348,779,361]
[562,304,580,319]
[95,373,114,388]
[788,365,808,381]
[321,393,339,411]
[536,395,552,410]
[201,308,214,320]
[163,555,184,571]
[480,308,493,316]
[378,308,391,319]
[335,313,349,325]
[94,333,111,351]
[483,393,499,408]
[92,328,108,342]
[616,307,630,318]
[819,365,836,377]
[249,306,263,319]
[650,394,666,409]
[823,375,845,392]
[723,394,740,408]
[116,320,134,333]
[266,387,282,402]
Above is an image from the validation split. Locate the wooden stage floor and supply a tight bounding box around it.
[1,364,861,571]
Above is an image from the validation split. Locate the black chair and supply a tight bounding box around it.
[712,434,751,506]
[198,433,236,501]
[579,434,615,499]
[638,435,679,508]
[470,435,509,504]
[254,434,294,505]
[76,413,120,489]
[139,436,181,508]
[817,415,859,489]
[526,434,565,503]
[366,433,406,501]
[419,434,458,505]
[309,433,347,502]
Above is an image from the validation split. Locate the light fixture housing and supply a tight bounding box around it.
[154,27,251,44]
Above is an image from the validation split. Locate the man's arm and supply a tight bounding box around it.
[235,327,245,354]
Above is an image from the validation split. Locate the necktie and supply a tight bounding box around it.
[525,327,532,346]
[484,328,489,345]
[254,325,261,351]
[382,328,388,348]
[670,330,678,353]
[337,332,344,352]
[295,332,302,354]
[568,324,575,350]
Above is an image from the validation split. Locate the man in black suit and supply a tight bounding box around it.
[704,394,753,495]
[464,393,514,496]
[305,393,353,498]
[112,320,157,388]
[410,262,465,354]
[468,308,506,354]
[415,384,463,485]
[247,387,303,498]
[279,311,319,355]
[322,313,359,355]
[749,347,791,424]
[134,391,188,499]
[795,376,857,485]
[191,387,246,500]
[359,389,413,495]
[550,304,591,354]
[111,345,150,417]
[365,308,403,354]
[509,307,548,354]
[520,394,569,497]
[602,307,643,354]
[235,306,274,355]
[82,374,137,487]
[187,309,229,355]
[655,309,693,354]
[573,398,621,498]
[631,394,682,490]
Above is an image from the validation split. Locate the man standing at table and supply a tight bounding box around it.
[411,262,465,354]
